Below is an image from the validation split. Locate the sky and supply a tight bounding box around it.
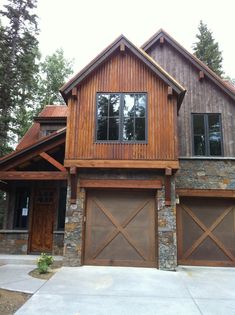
[35,0,235,79]
[1,0,235,79]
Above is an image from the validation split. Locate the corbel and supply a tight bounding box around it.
[72,87,78,100]
[167,86,173,98]
[199,70,205,81]
[120,42,125,52]
[165,168,172,206]
[159,36,165,46]
[70,167,77,204]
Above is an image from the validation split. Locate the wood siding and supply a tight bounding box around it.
[147,43,235,157]
[65,51,178,161]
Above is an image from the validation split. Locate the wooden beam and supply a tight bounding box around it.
[165,168,172,176]
[160,36,165,45]
[1,137,65,171]
[0,171,68,180]
[70,166,77,175]
[165,176,171,206]
[40,152,66,172]
[72,87,78,97]
[64,159,180,169]
[168,86,173,97]
[70,172,77,204]
[80,179,162,189]
[199,70,205,81]
[177,189,235,198]
[120,43,125,52]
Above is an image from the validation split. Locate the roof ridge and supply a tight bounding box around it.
[60,34,186,106]
[141,29,235,101]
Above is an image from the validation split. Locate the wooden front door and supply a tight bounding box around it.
[84,189,156,267]
[177,197,235,267]
[30,188,56,253]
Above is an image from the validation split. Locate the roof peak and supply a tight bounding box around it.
[141,29,235,101]
[60,34,185,107]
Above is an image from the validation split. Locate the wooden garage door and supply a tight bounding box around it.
[177,197,235,266]
[84,189,156,267]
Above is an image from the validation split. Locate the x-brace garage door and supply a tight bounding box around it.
[177,197,235,267]
[84,189,156,267]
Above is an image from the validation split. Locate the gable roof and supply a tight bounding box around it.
[17,105,67,150]
[60,35,186,106]
[0,127,66,170]
[141,29,235,102]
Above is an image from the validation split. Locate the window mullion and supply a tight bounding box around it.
[205,114,209,155]
[134,95,136,140]
[120,93,123,142]
[107,95,110,140]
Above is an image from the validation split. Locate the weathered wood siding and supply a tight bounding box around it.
[65,51,178,161]
[147,43,235,157]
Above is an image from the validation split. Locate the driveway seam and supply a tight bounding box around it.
[177,272,203,315]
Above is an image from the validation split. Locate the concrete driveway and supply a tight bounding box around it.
[15,265,235,315]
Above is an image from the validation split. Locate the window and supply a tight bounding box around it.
[192,113,223,156]
[14,188,30,229]
[57,187,67,230]
[96,93,147,142]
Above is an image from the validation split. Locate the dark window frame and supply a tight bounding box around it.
[95,92,148,143]
[192,113,223,156]
[57,186,67,231]
[13,187,30,230]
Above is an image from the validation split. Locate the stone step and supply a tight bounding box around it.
[0,254,63,266]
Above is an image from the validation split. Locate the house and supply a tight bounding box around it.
[0,31,234,270]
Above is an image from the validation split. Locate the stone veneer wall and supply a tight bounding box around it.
[63,181,85,266]
[63,169,177,270]
[52,232,64,255]
[157,176,177,270]
[0,231,64,255]
[0,231,28,254]
[176,159,235,189]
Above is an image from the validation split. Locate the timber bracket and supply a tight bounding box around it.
[70,166,77,204]
[165,168,172,206]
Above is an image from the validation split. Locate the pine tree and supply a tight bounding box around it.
[0,0,40,154]
[35,49,74,114]
[193,21,224,77]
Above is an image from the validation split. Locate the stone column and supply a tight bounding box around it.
[157,176,177,270]
[63,181,85,266]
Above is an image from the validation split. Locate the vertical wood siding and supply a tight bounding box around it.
[148,43,235,157]
[65,51,178,161]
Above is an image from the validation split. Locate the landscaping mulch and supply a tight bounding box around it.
[0,288,31,315]
[29,267,59,280]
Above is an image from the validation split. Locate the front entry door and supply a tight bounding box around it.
[30,188,56,253]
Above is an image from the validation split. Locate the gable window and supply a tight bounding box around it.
[96,93,147,142]
[192,113,223,156]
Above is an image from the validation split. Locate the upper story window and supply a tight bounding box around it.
[192,113,223,156]
[96,93,147,142]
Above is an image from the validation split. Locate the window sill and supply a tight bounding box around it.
[0,230,28,233]
[179,156,235,160]
[94,141,148,144]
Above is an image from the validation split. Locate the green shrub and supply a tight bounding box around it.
[37,253,54,274]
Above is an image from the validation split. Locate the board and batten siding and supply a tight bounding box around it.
[147,43,235,157]
[65,51,178,161]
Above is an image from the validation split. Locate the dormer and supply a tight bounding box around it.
[16,105,67,150]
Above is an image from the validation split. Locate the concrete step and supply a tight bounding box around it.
[0,254,63,266]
